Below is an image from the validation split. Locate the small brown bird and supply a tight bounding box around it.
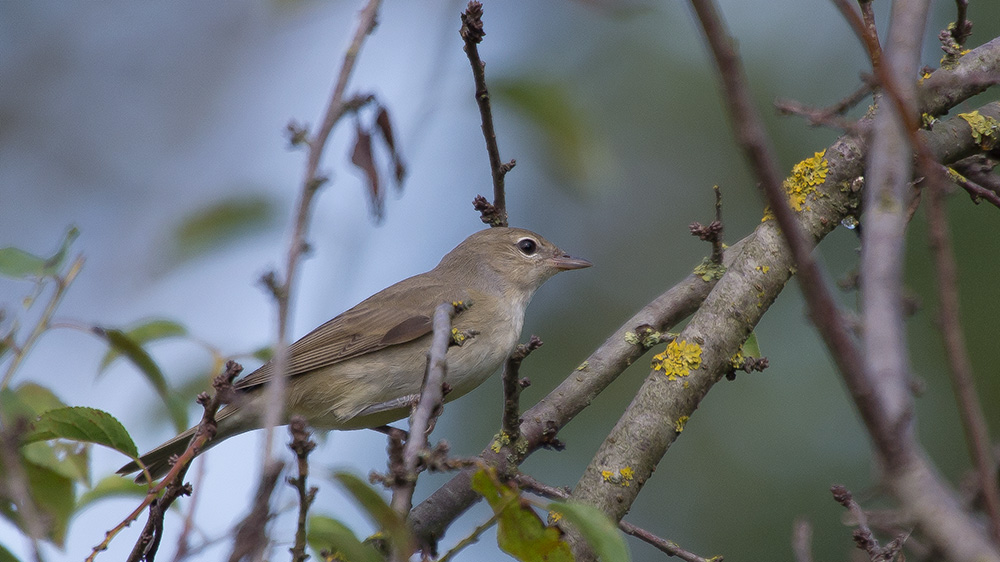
[118,227,590,480]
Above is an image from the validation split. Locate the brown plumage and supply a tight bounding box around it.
[117,227,590,481]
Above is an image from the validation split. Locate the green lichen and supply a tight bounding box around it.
[693,258,726,282]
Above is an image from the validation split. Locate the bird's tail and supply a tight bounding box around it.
[117,408,248,483]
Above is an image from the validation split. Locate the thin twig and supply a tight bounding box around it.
[1,255,84,390]
[688,0,871,442]
[951,0,972,47]
[925,167,1000,542]
[261,0,383,463]
[792,518,815,562]
[857,0,882,67]
[436,513,499,562]
[390,302,460,517]
[113,361,243,562]
[227,461,283,562]
[944,164,1000,208]
[500,336,543,440]
[460,1,513,227]
[831,485,883,559]
[169,458,206,562]
[287,416,318,562]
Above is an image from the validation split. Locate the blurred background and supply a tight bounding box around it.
[2,1,999,560]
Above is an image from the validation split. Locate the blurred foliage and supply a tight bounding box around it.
[170,194,279,265]
[494,77,613,191]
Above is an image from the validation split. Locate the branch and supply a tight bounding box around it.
[565,3,1000,551]
[460,1,514,227]
[926,163,1000,541]
[409,270,717,548]
[260,0,383,461]
[501,336,543,440]
[389,302,460,517]
[287,416,317,562]
[111,361,243,562]
[407,35,1000,555]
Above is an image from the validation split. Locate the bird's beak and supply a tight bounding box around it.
[549,253,593,271]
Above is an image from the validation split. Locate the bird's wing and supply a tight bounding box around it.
[233,277,467,391]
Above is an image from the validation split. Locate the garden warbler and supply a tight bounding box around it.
[118,227,590,481]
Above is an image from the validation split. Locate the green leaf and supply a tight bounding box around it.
[172,195,279,264]
[0,227,79,279]
[23,406,138,459]
[331,471,411,555]
[93,327,188,433]
[0,383,67,426]
[471,468,573,562]
[0,461,75,547]
[549,501,630,562]
[98,319,187,373]
[77,475,149,512]
[307,514,381,562]
[20,440,89,484]
[42,226,79,276]
[742,331,761,358]
[250,345,273,362]
[0,248,46,278]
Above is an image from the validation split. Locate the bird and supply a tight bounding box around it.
[117,227,591,481]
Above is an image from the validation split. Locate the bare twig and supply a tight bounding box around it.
[687,0,870,436]
[925,166,1000,542]
[261,0,383,462]
[112,361,243,562]
[688,185,725,265]
[831,485,883,560]
[389,302,460,518]
[775,97,867,132]
[1,255,84,390]
[500,336,543,440]
[169,459,206,562]
[856,0,882,67]
[436,513,498,562]
[950,0,972,47]
[944,164,1000,208]
[460,1,514,227]
[287,416,318,562]
[227,461,283,562]
[792,518,815,562]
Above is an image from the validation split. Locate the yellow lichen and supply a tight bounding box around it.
[451,328,467,345]
[730,349,745,370]
[674,415,690,433]
[761,206,775,223]
[959,111,1000,150]
[755,265,770,274]
[651,339,703,380]
[601,467,635,487]
[576,360,589,371]
[783,150,829,212]
[490,432,511,453]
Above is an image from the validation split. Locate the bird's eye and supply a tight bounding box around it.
[517,238,538,256]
